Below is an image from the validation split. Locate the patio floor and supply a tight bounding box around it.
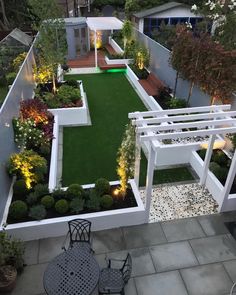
[11,213,236,295]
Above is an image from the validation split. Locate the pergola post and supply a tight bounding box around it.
[200,134,216,186]
[94,30,98,68]
[145,143,155,222]
[219,150,236,211]
[134,132,141,186]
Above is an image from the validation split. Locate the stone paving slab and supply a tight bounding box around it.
[122,223,167,249]
[134,270,188,295]
[190,235,236,264]
[223,260,236,282]
[180,263,233,295]
[197,214,229,236]
[38,236,65,263]
[10,263,48,295]
[92,228,126,254]
[149,241,198,272]
[161,217,205,242]
[24,239,39,266]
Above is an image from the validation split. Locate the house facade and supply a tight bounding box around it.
[132,2,203,37]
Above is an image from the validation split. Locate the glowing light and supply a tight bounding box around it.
[113,189,120,196]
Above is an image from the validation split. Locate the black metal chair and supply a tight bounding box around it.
[98,253,132,295]
[62,218,93,252]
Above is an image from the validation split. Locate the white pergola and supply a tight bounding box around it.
[129,105,236,221]
[86,17,123,67]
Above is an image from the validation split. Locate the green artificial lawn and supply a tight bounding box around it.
[63,73,146,185]
[0,86,9,106]
[62,73,194,186]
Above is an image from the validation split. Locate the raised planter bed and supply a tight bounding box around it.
[109,37,124,54]
[4,179,145,241]
[104,56,133,65]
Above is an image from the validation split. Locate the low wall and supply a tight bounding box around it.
[49,82,89,126]
[4,180,146,241]
[105,56,133,65]
[109,37,124,54]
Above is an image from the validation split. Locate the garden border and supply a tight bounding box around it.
[3,180,146,241]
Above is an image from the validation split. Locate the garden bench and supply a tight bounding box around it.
[139,73,165,96]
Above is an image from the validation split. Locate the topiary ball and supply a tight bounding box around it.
[55,199,69,214]
[52,188,67,200]
[95,178,110,196]
[13,179,29,199]
[66,184,84,200]
[33,184,49,198]
[29,205,47,220]
[41,195,55,209]
[9,200,28,221]
[100,195,114,209]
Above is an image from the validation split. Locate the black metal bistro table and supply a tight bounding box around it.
[43,246,100,295]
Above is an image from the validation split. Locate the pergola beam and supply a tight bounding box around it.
[140,126,236,142]
[137,118,236,133]
[128,104,231,119]
[133,111,236,126]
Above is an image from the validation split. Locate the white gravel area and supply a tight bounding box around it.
[140,183,218,222]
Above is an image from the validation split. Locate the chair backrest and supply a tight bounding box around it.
[121,253,132,284]
[68,219,91,244]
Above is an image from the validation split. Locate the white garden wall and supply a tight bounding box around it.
[4,180,146,241]
[105,56,133,65]
[109,37,124,54]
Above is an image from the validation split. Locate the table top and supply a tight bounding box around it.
[43,246,100,295]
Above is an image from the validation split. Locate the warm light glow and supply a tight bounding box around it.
[137,52,144,70]
[113,188,120,196]
[90,31,102,49]
[200,141,225,150]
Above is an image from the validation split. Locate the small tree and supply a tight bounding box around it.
[122,20,133,50]
[117,123,136,197]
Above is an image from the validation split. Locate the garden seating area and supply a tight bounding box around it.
[11,213,236,295]
[139,72,165,97]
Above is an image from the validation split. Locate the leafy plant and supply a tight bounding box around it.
[41,195,55,209]
[12,52,27,71]
[55,199,69,214]
[0,231,25,270]
[70,198,84,214]
[29,205,47,220]
[9,201,28,221]
[122,20,133,50]
[117,123,136,196]
[66,184,84,200]
[57,85,81,104]
[6,72,17,85]
[34,184,49,198]
[95,178,110,196]
[66,79,78,88]
[13,179,30,200]
[86,189,100,211]
[26,192,38,205]
[166,97,187,109]
[52,188,67,200]
[212,150,229,166]
[8,150,47,189]
[100,195,113,209]
[134,43,150,70]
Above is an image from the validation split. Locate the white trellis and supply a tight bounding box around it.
[129,105,236,221]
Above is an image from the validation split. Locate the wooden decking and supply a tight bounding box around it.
[67,50,126,70]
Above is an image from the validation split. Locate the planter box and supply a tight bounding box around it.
[4,180,146,241]
[126,65,162,111]
[49,81,89,126]
[190,151,224,205]
[109,37,124,54]
[105,56,133,65]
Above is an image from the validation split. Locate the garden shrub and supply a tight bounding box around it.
[26,192,38,205]
[41,195,55,209]
[209,162,221,173]
[70,198,84,214]
[209,162,228,183]
[8,150,47,189]
[86,189,100,211]
[9,200,28,221]
[0,75,6,86]
[95,178,110,196]
[100,195,113,209]
[29,205,47,220]
[166,97,187,109]
[129,64,149,79]
[34,183,49,198]
[57,85,81,104]
[212,150,229,166]
[12,52,27,71]
[198,149,206,160]
[13,179,29,199]
[6,72,17,85]
[55,199,69,214]
[66,184,84,200]
[52,188,67,200]
[66,79,78,88]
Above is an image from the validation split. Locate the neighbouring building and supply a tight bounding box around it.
[132,1,203,37]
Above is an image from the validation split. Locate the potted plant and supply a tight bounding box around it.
[0,230,25,292]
